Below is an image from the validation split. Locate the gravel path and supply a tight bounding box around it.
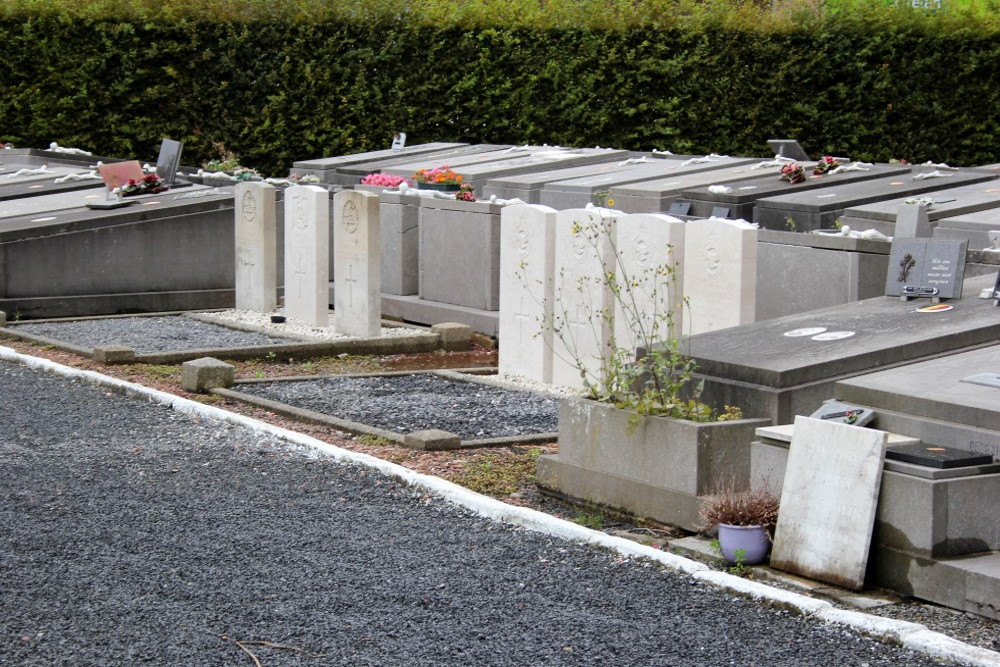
[11,316,296,353]
[0,358,953,666]
[238,374,560,439]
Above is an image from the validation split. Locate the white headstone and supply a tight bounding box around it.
[551,207,619,390]
[234,182,277,313]
[333,190,381,337]
[770,416,888,590]
[499,204,557,383]
[682,218,757,336]
[283,185,330,326]
[613,213,685,351]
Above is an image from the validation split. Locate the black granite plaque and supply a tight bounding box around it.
[886,443,994,469]
[885,238,968,299]
[807,399,875,427]
[668,201,691,216]
[767,139,811,162]
[85,199,134,210]
[155,138,183,184]
[710,205,731,219]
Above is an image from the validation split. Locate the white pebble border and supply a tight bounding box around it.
[193,309,426,341]
[441,369,584,398]
[2,344,998,667]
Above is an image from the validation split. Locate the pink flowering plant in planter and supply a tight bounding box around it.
[455,184,476,202]
[413,165,463,186]
[360,172,409,187]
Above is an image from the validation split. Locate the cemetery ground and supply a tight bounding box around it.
[3,335,999,661]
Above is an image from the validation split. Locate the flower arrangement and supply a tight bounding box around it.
[288,173,321,184]
[360,172,409,187]
[813,155,840,175]
[413,165,463,186]
[120,173,168,196]
[232,167,261,182]
[779,161,806,184]
[455,184,476,202]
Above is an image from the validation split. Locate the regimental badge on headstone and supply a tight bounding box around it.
[885,238,968,300]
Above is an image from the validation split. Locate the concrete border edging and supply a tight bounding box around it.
[0,344,996,667]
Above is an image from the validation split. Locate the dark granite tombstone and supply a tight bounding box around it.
[290,142,468,182]
[767,139,811,161]
[753,168,997,232]
[155,138,183,184]
[481,159,639,204]
[682,164,909,222]
[886,443,994,468]
[683,273,1000,424]
[885,238,968,299]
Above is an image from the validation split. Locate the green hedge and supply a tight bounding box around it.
[1,2,998,175]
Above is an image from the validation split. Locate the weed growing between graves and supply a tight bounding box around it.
[572,508,605,530]
[356,434,394,447]
[525,211,724,422]
[448,447,543,498]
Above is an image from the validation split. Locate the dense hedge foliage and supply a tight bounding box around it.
[1,1,997,175]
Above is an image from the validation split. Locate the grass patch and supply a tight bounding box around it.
[449,447,542,499]
[572,508,605,530]
[356,434,395,447]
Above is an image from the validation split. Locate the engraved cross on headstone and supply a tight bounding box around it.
[512,296,532,344]
[343,264,358,308]
[236,245,255,291]
[294,254,308,298]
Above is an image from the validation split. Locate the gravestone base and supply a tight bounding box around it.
[0,289,234,320]
[369,292,500,337]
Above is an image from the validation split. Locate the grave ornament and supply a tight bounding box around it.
[885,238,968,301]
[48,142,92,156]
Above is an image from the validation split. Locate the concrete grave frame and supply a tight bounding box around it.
[537,398,770,531]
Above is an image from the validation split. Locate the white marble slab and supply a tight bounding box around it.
[770,416,888,590]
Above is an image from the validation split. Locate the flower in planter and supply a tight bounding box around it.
[455,184,476,202]
[413,165,463,186]
[360,172,409,187]
[813,155,841,175]
[779,161,806,184]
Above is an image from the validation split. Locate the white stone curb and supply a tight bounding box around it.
[3,345,998,666]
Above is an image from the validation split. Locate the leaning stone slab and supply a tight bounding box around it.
[93,345,135,364]
[403,429,462,451]
[771,416,887,590]
[181,357,235,393]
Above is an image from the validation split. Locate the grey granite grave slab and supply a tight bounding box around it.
[291,142,466,172]
[539,156,756,211]
[753,168,997,232]
[333,145,504,185]
[481,159,636,204]
[0,187,239,317]
[0,185,107,219]
[836,343,1000,439]
[771,416,887,590]
[438,147,629,196]
[885,238,967,298]
[684,272,1000,424]
[0,164,103,200]
[380,145,540,182]
[933,208,1000,248]
[755,230,892,321]
[838,181,1000,236]
[609,160,791,213]
[681,164,909,222]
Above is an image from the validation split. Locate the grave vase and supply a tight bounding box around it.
[717,524,771,565]
[416,181,460,192]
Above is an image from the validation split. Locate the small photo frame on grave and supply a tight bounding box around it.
[391,132,406,151]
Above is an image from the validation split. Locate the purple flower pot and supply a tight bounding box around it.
[718,524,771,565]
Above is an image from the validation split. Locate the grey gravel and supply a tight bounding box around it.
[11,315,296,353]
[0,359,948,665]
[238,374,560,439]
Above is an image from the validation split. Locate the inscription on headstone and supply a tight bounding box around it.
[770,416,887,590]
[333,190,381,337]
[885,238,968,299]
[234,182,277,313]
[283,185,330,326]
[498,204,557,384]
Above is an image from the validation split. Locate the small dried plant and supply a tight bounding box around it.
[699,477,779,529]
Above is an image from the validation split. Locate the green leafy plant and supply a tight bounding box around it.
[532,211,720,422]
[572,508,605,530]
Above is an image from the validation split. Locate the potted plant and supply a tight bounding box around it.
[412,165,463,191]
[699,478,780,565]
